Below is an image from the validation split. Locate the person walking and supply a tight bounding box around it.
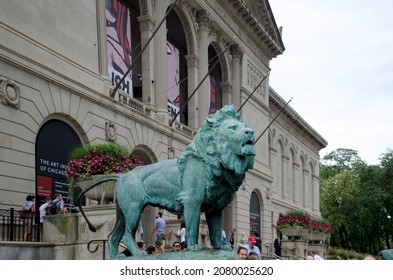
[230,228,236,248]
[221,229,227,245]
[38,197,52,241]
[21,195,35,241]
[39,197,52,223]
[51,193,68,214]
[150,211,166,253]
[177,221,186,249]
[244,236,261,260]
[274,238,282,257]
[21,195,35,213]
[239,232,248,247]
[254,232,262,252]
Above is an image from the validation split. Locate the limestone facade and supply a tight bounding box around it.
[0,0,327,251]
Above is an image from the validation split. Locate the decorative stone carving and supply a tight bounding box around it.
[246,60,265,97]
[168,147,175,159]
[137,15,155,32]
[0,76,20,108]
[105,121,117,142]
[196,10,212,27]
[185,53,200,68]
[230,44,244,59]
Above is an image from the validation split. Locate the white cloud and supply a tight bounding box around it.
[269,0,393,165]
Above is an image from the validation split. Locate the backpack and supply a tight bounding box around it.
[50,200,59,215]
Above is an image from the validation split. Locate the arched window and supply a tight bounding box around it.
[167,9,188,124]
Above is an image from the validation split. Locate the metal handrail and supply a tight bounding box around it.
[87,239,108,260]
[261,252,285,260]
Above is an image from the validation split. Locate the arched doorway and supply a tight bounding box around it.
[35,120,83,211]
[250,191,261,236]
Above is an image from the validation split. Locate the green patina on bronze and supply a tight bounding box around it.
[103,105,255,258]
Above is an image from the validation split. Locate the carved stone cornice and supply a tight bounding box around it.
[0,76,20,109]
[228,0,285,58]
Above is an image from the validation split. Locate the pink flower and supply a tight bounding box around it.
[66,150,143,181]
[274,212,333,234]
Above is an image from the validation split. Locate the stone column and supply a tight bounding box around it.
[196,10,212,127]
[138,15,156,108]
[95,0,107,77]
[230,44,243,110]
[185,53,199,128]
[154,3,169,123]
[221,81,232,106]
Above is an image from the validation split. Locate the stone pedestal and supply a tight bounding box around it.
[43,204,117,259]
[281,240,308,259]
[42,205,214,259]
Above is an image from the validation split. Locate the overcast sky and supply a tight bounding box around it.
[268,0,393,165]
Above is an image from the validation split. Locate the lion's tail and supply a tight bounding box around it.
[77,174,121,232]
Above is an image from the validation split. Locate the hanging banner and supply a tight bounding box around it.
[208,75,217,114]
[167,41,180,121]
[106,0,133,96]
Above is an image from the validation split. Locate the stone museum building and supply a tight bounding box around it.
[0,0,327,258]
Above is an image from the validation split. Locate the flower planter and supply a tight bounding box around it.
[308,232,328,243]
[279,228,309,240]
[66,143,143,206]
[76,175,115,204]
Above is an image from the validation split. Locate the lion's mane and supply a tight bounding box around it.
[177,105,255,210]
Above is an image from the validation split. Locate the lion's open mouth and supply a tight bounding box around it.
[241,140,254,148]
[240,141,256,156]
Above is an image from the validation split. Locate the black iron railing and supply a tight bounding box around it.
[0,208,40,242]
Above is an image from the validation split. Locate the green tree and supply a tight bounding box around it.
[320,148,392,255]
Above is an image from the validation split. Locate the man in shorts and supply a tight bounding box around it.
[151,212,166,253]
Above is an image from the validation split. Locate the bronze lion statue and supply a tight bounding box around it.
[82,105,255,258]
